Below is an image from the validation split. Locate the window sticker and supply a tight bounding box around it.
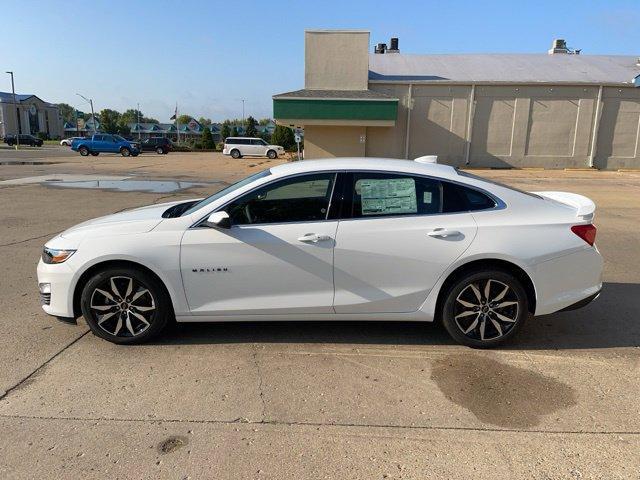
[423,191,433,204]
[359,178,417,216]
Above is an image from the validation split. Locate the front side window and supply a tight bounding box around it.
[227,173,336,225]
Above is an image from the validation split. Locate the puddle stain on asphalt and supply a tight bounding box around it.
[431,354,576,429]
[157,436,188,454]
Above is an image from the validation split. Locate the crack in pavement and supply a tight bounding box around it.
[0,330,89,401]
[0,231,61,247]
[252,345,267,423]
[0,412,639,437]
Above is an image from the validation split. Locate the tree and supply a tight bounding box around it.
[201,127,215,149]
[230,126,238,137]
[198,117,212,126]
[57,103,75,123]
[221,124,231,140]
[99,109,121,134]
[245,116,258,137]
[271,125,295,150]
[177,114,192,125]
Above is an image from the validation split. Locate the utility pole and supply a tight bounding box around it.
[76,93,95,133]
[137,102,141,140]
[6,71,19,150]
[241,99,245,127]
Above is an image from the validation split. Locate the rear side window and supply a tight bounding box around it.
[346,173,497,218]
[226,138,238,144]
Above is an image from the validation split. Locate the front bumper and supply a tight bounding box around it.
[36,258,76,318]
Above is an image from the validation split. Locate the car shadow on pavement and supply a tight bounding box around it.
[152,282,639,350]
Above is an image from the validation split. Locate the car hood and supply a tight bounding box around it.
[59,199,188,241]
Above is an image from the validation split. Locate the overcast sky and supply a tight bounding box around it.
[2,0,638,122]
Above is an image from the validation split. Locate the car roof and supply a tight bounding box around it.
[226,137,262,140]
[269,158,460,180]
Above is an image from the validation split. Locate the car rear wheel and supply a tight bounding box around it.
[441,269,528,348]
[120,147,131,157]
[156,147,164,154]
[79,146,90,156]
[267,149,277,159]
[230,149,241,159]
[80,267,171,344]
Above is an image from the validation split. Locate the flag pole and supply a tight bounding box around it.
[175,103,180,143]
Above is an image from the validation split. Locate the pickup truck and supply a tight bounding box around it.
[71,134,140,157]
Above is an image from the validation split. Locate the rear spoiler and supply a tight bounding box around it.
[533,191,596,220]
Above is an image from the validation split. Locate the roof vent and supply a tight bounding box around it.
[387,37,400,53]
[414,155,438,164]
[374,43,387,54]
[548,38,580,55]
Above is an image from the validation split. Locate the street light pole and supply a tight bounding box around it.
[6,71,19,150]
[137,102,141,140]
[241,99,245,126]
[76,93,95,133]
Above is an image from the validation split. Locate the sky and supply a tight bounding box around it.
[1,0,638,122]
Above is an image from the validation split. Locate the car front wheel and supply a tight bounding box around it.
[156,147,164,154]
[441,269,528,348]
[80,267,171,344]
[120,147,131,157]
[267,149,277,159]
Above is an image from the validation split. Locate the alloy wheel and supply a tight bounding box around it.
[453,279,519,341]
[89,276,155,338]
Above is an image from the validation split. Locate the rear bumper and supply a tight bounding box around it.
[532,246,603,315]
[559,289,601,312]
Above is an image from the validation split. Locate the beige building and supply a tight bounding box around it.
[274,30,640,169]
[0,92,64,139]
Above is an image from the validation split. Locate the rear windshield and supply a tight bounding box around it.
[456,169,542,199]
[181,169,272,217]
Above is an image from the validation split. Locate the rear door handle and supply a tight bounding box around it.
[428,228,461,238]
[298,233,332,243]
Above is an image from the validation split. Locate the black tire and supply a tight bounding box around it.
[230,149,241,159]
[156,147,164,154]
[80,267,171,345]
[120,147,131,157]
[79,146,90,156]
[441,269,528,348]
[267,149,277,159]
[90,152,99,156]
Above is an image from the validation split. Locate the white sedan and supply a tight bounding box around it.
[37,158,603,347]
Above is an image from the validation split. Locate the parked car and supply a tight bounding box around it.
[223,137,284,159]
[71,134,140,157]
[37,157,603,347]
[139,137,173,154]
[4,134,43,147]
[60,137,85,147]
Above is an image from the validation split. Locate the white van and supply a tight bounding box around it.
[223,137,285,159]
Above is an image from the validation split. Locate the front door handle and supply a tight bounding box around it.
[298,233,331,243]
[428,228,462,238]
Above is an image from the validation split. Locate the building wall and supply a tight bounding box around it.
[304,125,366,158]
[0,99,63,139]
[364,83,640,169]
[305,31,369,91]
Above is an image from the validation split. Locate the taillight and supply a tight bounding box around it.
[571,224,596,246]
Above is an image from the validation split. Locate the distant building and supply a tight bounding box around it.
[274,31,640,169]
[0,92,64,139]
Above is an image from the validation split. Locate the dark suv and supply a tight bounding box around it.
[139,137,172,154]
[4,134,43,147]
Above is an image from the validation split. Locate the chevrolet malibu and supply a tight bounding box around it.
[37,158,603,347]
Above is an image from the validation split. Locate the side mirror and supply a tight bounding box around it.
[206,211,231,229]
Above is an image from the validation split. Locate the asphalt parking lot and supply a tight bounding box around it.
[1,146,639,479]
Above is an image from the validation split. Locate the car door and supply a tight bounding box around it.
[251,139,266,156]
[181,172,340,315]
[333,172,478,314]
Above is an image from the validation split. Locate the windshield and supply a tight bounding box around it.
[181,168,272,216]
[114,135,127,142]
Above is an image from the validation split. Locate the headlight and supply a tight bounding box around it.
[42,247,76,264]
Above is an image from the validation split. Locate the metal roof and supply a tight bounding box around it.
[0,91,56,106]
[368,54,640,85]
[273,89,398,100]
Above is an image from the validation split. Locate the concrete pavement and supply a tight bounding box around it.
[0,147,638,479]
